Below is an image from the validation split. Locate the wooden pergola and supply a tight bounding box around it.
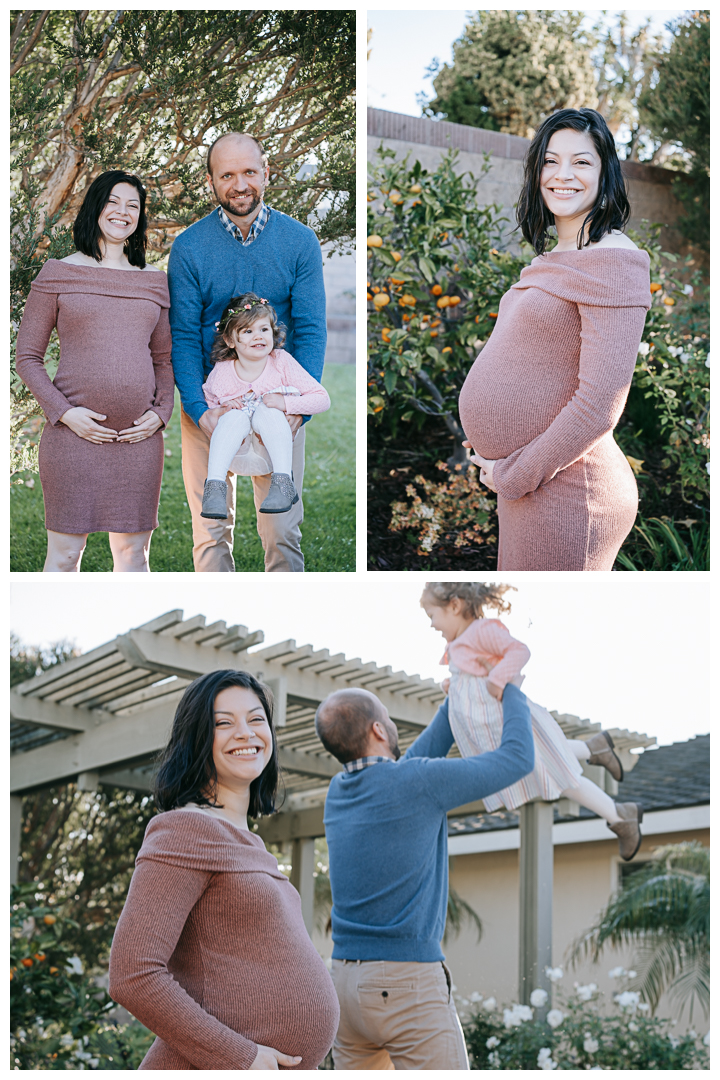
[10,608,654,1006]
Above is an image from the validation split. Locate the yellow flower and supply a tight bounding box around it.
[625,455,645,475]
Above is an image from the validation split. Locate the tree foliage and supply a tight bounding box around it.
[10,9,355,257]
[423,10,597,138]
[569,843,710,1022]
[638,12,710,247]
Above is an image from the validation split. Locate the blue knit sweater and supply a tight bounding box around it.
[167,207,327,425]
[324,685,534,962]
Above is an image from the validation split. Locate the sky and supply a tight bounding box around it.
[368,7,690,118]
[11,575,710,749]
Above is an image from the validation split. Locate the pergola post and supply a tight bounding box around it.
[290,837,316,934]
[518,799,554,1017]
[10,795,23,886]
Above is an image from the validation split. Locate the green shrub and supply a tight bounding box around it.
[367,146,529,451]
[10,883,153,1070]
[458,974,709,1070]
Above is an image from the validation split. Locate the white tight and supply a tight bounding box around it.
[559,739,619,824]
[207,404,293,480]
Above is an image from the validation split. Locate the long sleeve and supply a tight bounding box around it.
[15,284,74,426]
[109,857,258,1069]
[416,685,534,812]
[278,351,330,415]
[449,619,531,692]
[492,303,647,500]
[167,245,209,425]
[403,700,454,761]
[288,236,326,386]
[149,307,175,426]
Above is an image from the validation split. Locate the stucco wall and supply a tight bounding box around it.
[368,108,697,261]
[445,826,710,1033]
[322,245,355,365]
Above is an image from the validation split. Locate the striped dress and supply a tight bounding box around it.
[445,619,582,812]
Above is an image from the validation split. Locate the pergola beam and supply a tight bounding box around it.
[10,690,106,732]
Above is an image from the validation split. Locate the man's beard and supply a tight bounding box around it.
[386,729,401,760]
[217,189,262,219]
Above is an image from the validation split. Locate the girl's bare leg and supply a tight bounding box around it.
[108,530,153,572]
[44,530,89,572]
[559,777,620,824]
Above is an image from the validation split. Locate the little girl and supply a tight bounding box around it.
[200,293,330,519]
[421,582,644,861]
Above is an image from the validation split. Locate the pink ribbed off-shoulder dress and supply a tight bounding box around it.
[109,810,339,1070]
[459,248,651,570]
[15,261,175,534]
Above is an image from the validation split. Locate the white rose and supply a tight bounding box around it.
[545,966,563,982]
[486,1036,500,1049]
[583,1036,599,1054]
[608,967,626,979]
[577,983,597,1001]
[483,996,497,1011]
[531,988,549,1007]
[470,991,483,1003]
[616,991,640,1010]
[547,1009,565,1028]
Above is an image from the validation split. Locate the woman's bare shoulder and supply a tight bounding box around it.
[59,252,94,265]
[142,264,166,272]
[591,231,638,251]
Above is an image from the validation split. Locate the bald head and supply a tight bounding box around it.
[316,689,391,764]
[207,132,267,178]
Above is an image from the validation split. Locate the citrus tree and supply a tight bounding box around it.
[367,146,529,460]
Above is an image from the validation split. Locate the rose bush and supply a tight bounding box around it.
[457,970,709,1070]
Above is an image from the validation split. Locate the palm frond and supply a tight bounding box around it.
[445,884,483,943]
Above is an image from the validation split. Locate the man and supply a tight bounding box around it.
[315,683,534,1071]
[168,132,326,572]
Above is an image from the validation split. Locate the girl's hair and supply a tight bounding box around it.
[516,108,630,256]
[422,581,515,618]
[211,292,287,364]
[154,669,280,819]
[73,170,148,267]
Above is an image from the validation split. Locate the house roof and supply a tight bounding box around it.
[448,735,710,837]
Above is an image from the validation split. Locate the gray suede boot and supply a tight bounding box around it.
[585,730,624,782]
[201,478,228,519]
[259,473,299,514]
[608,802,644,861]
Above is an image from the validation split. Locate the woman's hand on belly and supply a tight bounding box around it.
[249,1044,302,1070]
[463,440,500,493]
[117,410,163,442]
[60,407,118,443]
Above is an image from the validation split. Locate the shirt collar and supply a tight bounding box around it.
[217,202,270,245]
[343,755,394,773]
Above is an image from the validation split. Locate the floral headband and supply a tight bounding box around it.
[215,297,270,333]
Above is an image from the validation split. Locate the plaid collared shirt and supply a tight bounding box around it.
[343,756,394,773]
[218,203,270,246]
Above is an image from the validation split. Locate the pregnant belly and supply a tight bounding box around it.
[459,352,575,460]
[54,372,157,432]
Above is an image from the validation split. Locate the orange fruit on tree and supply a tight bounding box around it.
[430,284,442,296]
[400,294,416,307]
[436,296,451,309]
[43,915,57,926]
[49,967,59,975]
[663,296,675,306]
[409,183,422,193]
[649,282,662,293]
[430,319,441,328]
[373,293,390,308]
[448,296,461,306]
[391,251,402,262]
[489,312,498,319]
[34,953,46,962]
[21,958,33,968]
[430,330,439,337]
[381,328,393,343]
[442,347,452,354]
[367,235,383,248]
[367,292,373,301]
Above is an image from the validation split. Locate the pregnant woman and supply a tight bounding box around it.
[459,109,651,571]
[109,670,340,1070]
[15,170,174,572]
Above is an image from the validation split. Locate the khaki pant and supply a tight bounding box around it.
[180,408,305,573]
[330,959,469,1071]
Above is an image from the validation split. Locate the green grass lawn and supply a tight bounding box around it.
[10,363,355,572]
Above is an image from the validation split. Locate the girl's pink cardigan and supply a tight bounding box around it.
[202,348,330,414]
[442,619,531,692]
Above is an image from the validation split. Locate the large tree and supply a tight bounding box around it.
[638,11,710,247]
[10,10,355,476]
[423,10,597,139]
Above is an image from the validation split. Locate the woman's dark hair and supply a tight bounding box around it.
[154,670,280,819]
[210,292,286,364]
[516,109,630,256]
[73,170,148,267]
